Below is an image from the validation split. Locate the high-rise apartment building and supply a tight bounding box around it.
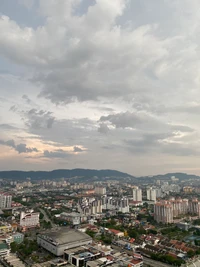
[147,188,157,201]
[154,201,173,224]
[0,193,12,209]
[95,187,106,195]
[154,198,200,223]
[132,187,142,202]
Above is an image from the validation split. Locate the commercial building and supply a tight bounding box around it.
[132,187,142,202]
[146,188,156,201]
[60,212,82,225]
[20,210,40,231]
[0,193,12,209]
[12,232,24,244]
[64,244,143,267]
[37,229,92,256]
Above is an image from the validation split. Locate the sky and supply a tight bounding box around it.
[1,0,200,176]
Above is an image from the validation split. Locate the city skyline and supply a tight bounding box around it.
[1,0,200,176]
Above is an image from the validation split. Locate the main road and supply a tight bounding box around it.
[39,208,56,228]
[111,244,172,267]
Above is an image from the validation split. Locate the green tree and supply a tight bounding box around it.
[187,250,195,258]
[10,242,18,253]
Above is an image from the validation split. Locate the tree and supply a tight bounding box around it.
[86,229,96,238]
[187,250,195,258]
[127,229,138,239]
[10,242,18,253]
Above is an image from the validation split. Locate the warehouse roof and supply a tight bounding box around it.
[39,229,91,245]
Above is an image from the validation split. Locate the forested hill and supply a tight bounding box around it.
[0,169,134,180]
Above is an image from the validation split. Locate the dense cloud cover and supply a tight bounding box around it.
[0,0,200,175]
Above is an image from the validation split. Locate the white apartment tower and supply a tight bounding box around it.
[132,187,142,202]
[0,193,12,209]
[147,188,157,201]
[95,187,106,195]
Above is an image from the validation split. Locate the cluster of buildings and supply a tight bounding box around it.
[102,196,129,213]
[37,228,143,267]
[154,197,200,223]
[132,183,181,204]
[78,198,102,215]
[78,196,130,215]
[0,222,24,257]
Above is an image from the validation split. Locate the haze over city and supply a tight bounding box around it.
[1,0,200,176]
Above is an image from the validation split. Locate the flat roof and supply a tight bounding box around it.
[39,229,91,245]
[0,243,8,250]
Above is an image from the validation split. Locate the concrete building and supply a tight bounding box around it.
[12,232,24,244]
[118,197,129,213]
[0,242,10,257]
[146,188,156,201]
[154,201,173,224]
[37,229,92,256]
[20,210,40,231]
[132,187,142,202]
[0,224,12,234]
[154,198,200,223]
[0,193,12,209]
[94,187,106,195]
[78,198,102,215]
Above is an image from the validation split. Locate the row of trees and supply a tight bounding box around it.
[151,253,184,266]
[10,239,38,257]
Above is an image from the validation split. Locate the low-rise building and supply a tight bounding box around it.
[0,242,10,257]
[20,210,40,231]
[12,232,24,244]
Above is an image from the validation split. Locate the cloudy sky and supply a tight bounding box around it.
[1,0,200,176]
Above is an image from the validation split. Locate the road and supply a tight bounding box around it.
[143,256,172,267]
[111,244,172,267]
[39,208,55,228]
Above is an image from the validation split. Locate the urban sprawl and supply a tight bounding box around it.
[0,175,200,267]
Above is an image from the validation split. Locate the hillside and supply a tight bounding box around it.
[0,169,134,181]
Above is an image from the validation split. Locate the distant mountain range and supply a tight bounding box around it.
[138,172,200,181]
[0,169,199,182]
[0,169,133,181]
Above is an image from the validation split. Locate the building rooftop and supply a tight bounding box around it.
[39,229,91,245]
[0,243,7,250]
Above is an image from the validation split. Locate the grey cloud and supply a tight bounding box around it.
[43,149,70,158]
[22,94,31,104]
[170,125,194,133]
[0,139,38,153]
[124,133,170,153]
[0,124,17,130]
[100,112,142,129]
[99,111,164,131]
[161,142,199,157]
[73,146,84,152]
[25,108,55,129]
[9,105,18,112]
[172,104,200,114]
[98,123,110,134]
[124,131,199,156]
